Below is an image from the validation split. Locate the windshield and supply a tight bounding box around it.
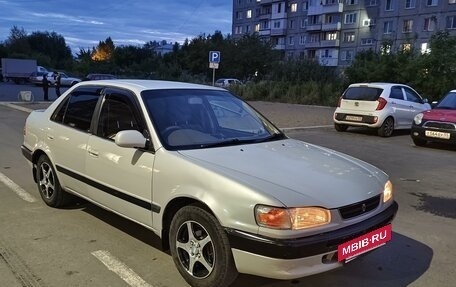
[142,89,283,150]
[436,92,456,109]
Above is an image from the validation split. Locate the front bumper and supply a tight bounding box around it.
[411,124,456,144]
[226,201,398,279]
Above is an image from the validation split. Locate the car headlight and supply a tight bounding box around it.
[414,113,424,125]
[255,205,331,230]
[383,180,393,203]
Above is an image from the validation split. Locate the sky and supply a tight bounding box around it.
[0,0,233,53]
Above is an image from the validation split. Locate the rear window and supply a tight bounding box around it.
[343,87,383,101]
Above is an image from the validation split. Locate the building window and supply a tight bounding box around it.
[255,24,260,32]
[246,25,251,33]
[365,0,378,6]
[450,0,456,4]
[236,11,242,20]
[383,21,393,34]
[274,21,281,28]
[361,38,374,45]
[403,20,413,33]
[401,43,412,52]
[302,1,308,10]
[426,0,438,6]
[405,0,416,8]
[310,34,320,43]
[235,26,243,34]
[301,18,308,28]
[300,35,306,45]
[341,50,354,61]
[344,13,357,24]
[343,32,356,42]
[326,32,338,40]
[291,3,298,12]
[289,36,295,45]
[447,16,456,29]
[246,10,252,18]
[385,0,394,11]
[289,20,295,29]
[260,20,269,29]
[321,49,331,58]
[421,43,430,54]
[277,2,282,13]
[345,0,358,4]
[363,19,376,26]
[424,17,436,31]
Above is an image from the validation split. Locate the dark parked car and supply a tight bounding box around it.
[411,90,456,146]
[83,73,117,81]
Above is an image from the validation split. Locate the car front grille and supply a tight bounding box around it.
[339,195,380,220]
[423,121,456,131]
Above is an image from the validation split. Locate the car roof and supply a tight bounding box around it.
[348,82,408,89]
[77,79,225,94]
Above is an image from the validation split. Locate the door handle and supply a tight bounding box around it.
[47,134,54,140]
[88,149,99,157]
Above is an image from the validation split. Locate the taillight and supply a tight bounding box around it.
[376,97,387,110]
[337,96,342,107]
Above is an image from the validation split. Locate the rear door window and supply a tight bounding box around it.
[343,87,383,101]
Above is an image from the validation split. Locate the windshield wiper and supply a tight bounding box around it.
[255,132,286,143]
[200,138,247,148]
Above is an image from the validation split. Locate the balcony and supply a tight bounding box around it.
[271,28,287,36]
[306,23,322,31]
[320,39,340,47]
[318,57,339,67]
[308,3,343,16]
[273,44,286,50]
[259,29,271,36]
[258,12,271,20]
[305,41,321,48]
[322,22,341,31]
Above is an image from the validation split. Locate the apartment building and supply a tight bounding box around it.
[232,0,456,67]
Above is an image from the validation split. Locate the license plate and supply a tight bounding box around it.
[338,224,392,262]
[345,115,363,122]
[425,130,450,139]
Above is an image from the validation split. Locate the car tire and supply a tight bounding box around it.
[413,138,427,146]
[169,205,238,287]
[36,155,70,207]
[334,123,348,132]
[378,117,394,137]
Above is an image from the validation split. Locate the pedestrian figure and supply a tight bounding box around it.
[42,73,49,101]
[54,72,62,97]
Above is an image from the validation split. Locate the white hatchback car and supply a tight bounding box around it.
[334,83,431,137]
[22,80,397,287]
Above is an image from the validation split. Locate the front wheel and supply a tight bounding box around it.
[378,117,394,137]
[169,205,238,287]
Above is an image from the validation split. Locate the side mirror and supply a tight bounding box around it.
[115,130,147,148]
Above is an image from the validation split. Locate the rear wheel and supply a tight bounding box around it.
[334,123,348,132]
[36,155,70,207]
[413,138,427,146]
[169,205,238,287]
[378,117,394,137]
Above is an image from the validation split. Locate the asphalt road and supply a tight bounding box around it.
[0,88,455,286]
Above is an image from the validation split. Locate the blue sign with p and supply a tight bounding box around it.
[209,51,221,63]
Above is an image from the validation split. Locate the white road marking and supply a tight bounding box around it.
[92,250,153,287]
[0,172,36,203]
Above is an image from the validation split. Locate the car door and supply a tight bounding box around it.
[47,86,102,197]
[388,86,410,127]
[85,88,156,227]
[403,86,430,126]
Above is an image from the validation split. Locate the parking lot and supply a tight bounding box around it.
[0,82,455,287]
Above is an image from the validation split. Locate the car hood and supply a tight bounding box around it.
[423,109,456,122]
[179,139,386,208]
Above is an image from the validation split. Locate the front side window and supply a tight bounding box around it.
[403,87,423,103]
[142,90,282,150]
[52,87,101,132]
[97,93,142,140]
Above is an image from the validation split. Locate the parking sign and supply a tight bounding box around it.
[209,51,221,63]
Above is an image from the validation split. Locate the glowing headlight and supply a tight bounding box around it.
[255,205,331,230]
[414,113,424,125]
[383,180,393,203]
